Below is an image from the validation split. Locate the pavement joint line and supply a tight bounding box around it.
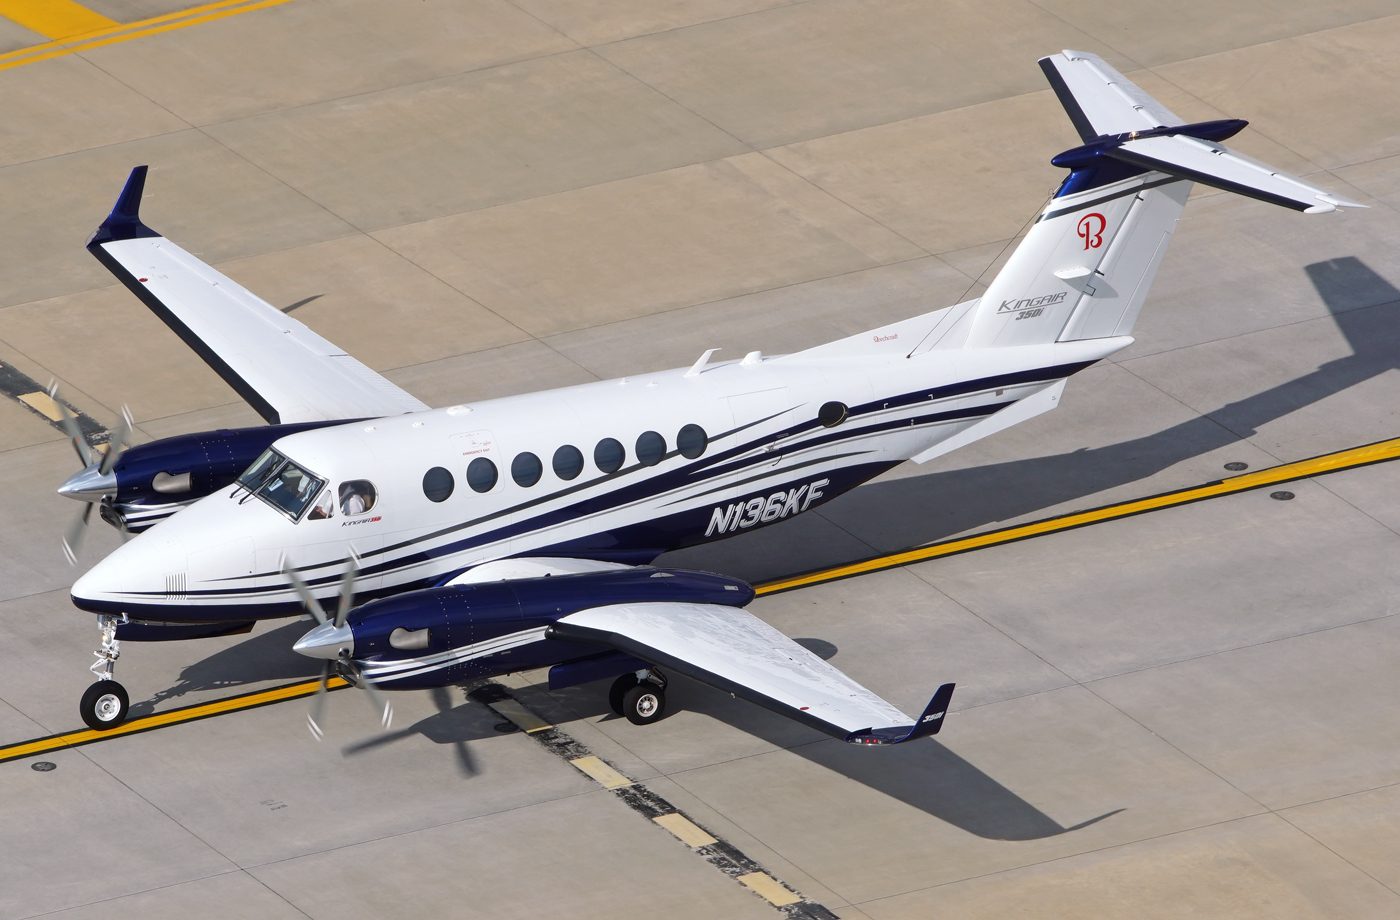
[0,0,295,72]
[467,683,837,919]
[3,432,1400,765]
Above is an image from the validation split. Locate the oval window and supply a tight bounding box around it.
[422,467,454,503]
[512,452,542,487]
[676,424,708,460]
[594,438,625,474]
[553,444,584,481]
[818,401,849,428]
[636,430,665,466]
[338,480,377,516]
[467,457,497,493]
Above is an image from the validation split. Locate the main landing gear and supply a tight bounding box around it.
[609,668,668,726]
[80,614,130,731]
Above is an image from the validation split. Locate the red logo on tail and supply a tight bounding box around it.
[1077,212,1106,250]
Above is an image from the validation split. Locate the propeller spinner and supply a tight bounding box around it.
[52,384,133,564]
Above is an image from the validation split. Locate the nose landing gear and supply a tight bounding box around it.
[80,614,130,731]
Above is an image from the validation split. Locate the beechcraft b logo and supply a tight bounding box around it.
[1077,212,1106,250]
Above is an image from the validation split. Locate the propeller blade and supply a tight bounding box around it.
[334,554,358,629]
[48,384,93,468]
[307,661,330,741]
[282,563,327,625]
[99,405,134,476]
[62,504,93,566]
[350,663,393,730]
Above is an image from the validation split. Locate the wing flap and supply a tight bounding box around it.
[552,601,953,744]
[88,167,430,424]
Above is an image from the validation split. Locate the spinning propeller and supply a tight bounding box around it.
[285,557,393,739]
[51,383,134,564]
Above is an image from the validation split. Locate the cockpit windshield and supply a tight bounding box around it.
[237,449,326,521]
[238,448,285,491]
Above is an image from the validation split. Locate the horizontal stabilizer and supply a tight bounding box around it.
[1042,50,1365,213]
[846,682,955,745]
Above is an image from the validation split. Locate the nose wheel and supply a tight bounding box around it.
[81,614,131,731]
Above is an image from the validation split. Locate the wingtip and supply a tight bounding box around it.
[88,165,159,247]
[845,682,956,746]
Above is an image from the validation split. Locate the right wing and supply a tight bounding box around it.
[551,601,954,745]
[87,167,430,425]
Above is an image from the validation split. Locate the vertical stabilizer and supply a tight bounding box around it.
[961,50,1361,350]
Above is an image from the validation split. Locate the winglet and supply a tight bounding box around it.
[89,165,160,246]
[845,682,955,746]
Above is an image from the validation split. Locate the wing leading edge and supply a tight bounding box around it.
[550,601,954,745]
[87,167,430,424]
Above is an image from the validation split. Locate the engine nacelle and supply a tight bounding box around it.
[331,566,754,690]
[99,420,353,532]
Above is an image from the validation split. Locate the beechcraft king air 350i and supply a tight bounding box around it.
[58,51,1359,735]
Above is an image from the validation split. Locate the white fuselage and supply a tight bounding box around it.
[72,334,1126,620]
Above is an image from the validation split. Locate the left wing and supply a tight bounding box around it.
[550,602,954,745]
[87,166,430,424]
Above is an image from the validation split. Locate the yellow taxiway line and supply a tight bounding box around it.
[3,434,1399,764]
[0,0,294,72]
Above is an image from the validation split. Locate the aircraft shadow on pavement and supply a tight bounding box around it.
[151,259,1395,832]
[665,257,1400,582]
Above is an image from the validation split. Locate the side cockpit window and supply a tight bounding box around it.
[309,490,334,520]
[339,480,377,516]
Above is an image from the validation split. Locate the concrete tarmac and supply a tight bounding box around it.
[2,1,1400,917]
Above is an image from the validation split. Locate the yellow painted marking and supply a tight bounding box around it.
[16,390,64,422]
[569,755,633,790]
[0,0,294,73]
[0,0,117,40]
[0,676,345,763]
[3,435,1400,764]
[757,436,1400,596]
[488,697,552,734]
[654,812,717,847]
[737,872,800,907]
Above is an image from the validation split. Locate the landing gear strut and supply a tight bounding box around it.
[80,614,130,731]
[609,668,668,726]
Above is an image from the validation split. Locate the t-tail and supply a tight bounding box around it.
[960,50,1363,350]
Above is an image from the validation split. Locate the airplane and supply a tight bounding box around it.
[56,50,1359,738]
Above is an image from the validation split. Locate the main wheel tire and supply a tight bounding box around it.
[608,674,640,716]
[80,680,130,731]
[622,682,666,726]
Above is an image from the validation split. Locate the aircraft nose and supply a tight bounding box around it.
[294,621,354,660]
[58,463,117,501]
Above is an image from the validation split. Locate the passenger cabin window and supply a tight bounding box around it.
[339,480,377,516]
[636,430,665,466]
[677,424,708,459]
[553,445,584,481]
[423,467,454,503]
[256,458,325,521]
[512,452,542,487]
[594,438,625,474]
[467,457,497,493]
[309,490,334,520]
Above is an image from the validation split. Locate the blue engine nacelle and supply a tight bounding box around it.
[340,566,754,690]
[99,420,354,531]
